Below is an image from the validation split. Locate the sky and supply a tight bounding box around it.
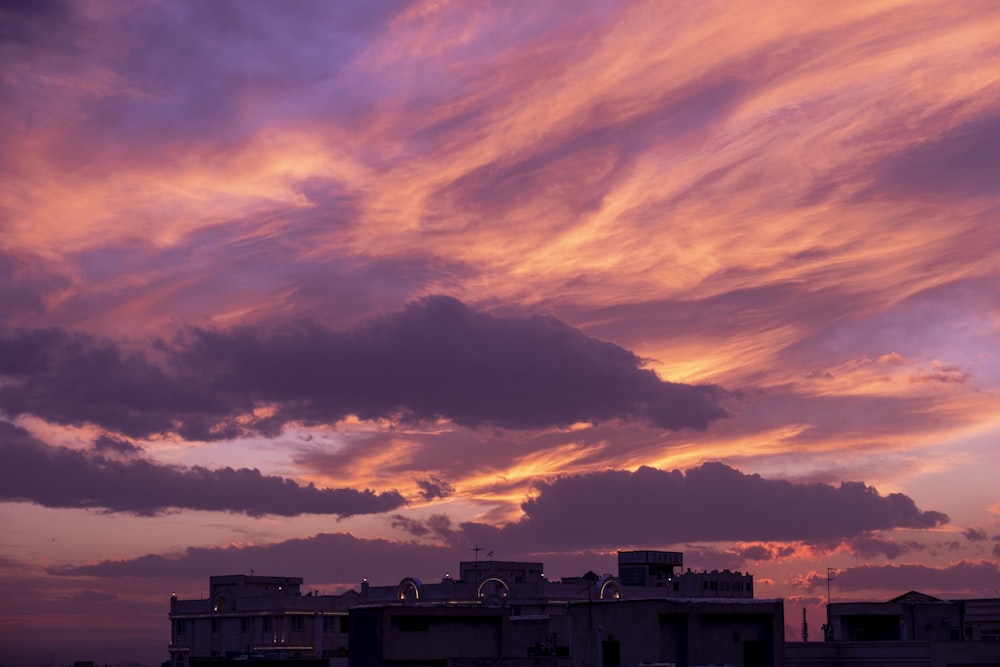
[2,0,1000,663]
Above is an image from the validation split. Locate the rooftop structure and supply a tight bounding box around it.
[167,550,768,666]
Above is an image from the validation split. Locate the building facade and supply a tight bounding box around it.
[786,590,1000,667]
[168,575,355,666]
[168,551,773,666]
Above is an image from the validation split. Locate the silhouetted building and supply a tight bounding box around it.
[786,590,1000,667]
[168,575,354,666]
[618,550,754,598]
[169,551,776,666]
[349,605,511,667]
[568,597,784,667]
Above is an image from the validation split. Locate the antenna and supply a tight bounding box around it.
[825,568,837,641]
[472,544,484,576]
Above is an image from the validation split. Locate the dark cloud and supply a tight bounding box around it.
[844,534,924,560]
[391,513,462,545]
[0,296,725,439]
[50,532,452,586]
[0,327,234,439]
[92,434,142,457]
[174,295,726,432]
[800,561,1000,597]
[416,476,455,501]
[0,422,403,517]
[457,463,948,550]
[731,543,799,562]
[963,527,988,542]
[390,514,430,537]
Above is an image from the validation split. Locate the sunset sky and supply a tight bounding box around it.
[3,0,1000,663]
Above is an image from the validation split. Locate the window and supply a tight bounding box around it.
[262,617,272,631]
[324,616,336,632]
[241,617,252,633]
[211,618,220,634]
[340,616,349,633]
[290,616,304,632]
[174,620,186,637]
[397,616,429,632]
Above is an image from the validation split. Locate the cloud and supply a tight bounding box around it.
[457,463,948,550]
[0,422,404,517]
[800,561,1000,597]
[909,363,969,385]
[50,532,452,586]
[0,296,726,439]
[0,251,70,323]
[843,534,924,560]
[392,513,462,545]
[729,543,799,562]
[416,476,455,501]
[963,527,988,542]
[92,434,143,457]
[867,113,1000,201]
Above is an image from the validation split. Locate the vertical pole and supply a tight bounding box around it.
[826,568,836,641]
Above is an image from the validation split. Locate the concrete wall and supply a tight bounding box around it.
[567,598,783,667]
[349,606,510,667]
[786,640,1000,667]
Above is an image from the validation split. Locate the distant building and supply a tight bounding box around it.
[168,550,775,666]
[568,597,783,667]
[168,575,355,666]
[617,549,754,598]
[786,590,1000,667]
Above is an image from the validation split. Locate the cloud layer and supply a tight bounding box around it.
[0,296,725,439]
[446,463,948,549]
[3,1,1000,662]
[0,422,403,517]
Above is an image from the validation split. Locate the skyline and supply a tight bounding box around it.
[3,0,1000,663]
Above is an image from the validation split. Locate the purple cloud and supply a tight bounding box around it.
[0,296,725,438]
[49,532,451,585]
[457,463,948,550]
[963,527,988,542]
[732,543,799,562]
[844,534,924,560]
[92,434,143,457]
[416,476,455,501]
[867,113,1000,201]
[0,422,404,517]
[801,561,1000,597]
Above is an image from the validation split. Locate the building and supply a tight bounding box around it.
[567,597,784,667]
[618,550,754,598]
[168,575,355,666]
[785,591,1000,667]
[348,605,512,667]
[169,551,776,666]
